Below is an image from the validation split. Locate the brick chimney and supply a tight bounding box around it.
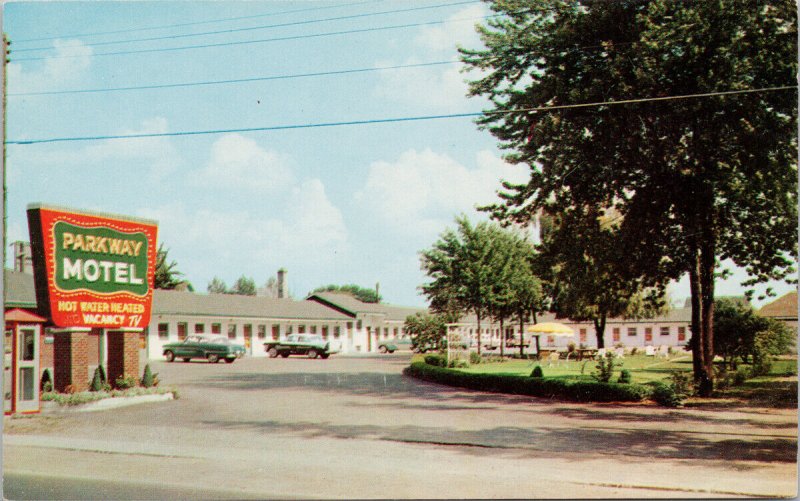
[12,241,33,274]
[277,268,287,299]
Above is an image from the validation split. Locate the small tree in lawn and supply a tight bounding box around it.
[141,364,157,388]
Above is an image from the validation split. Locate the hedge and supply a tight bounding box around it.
[403,362,650,403]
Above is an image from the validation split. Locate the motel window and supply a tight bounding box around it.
[244,324,253,338]
[393,327,398,338]
[678,326,686,342]
[627,327,637,337]
[257,325,266,339]
[271,325,280,340]
[644,327,653,342]
[322,326,329,339]
[286,325,293,334]
[158,323,169,340]
[298,325,306,334]
[660,326,670,336]
[384,328,389,338]
[228,324,237,339]
[211,323,221,335]
[177,322,188,341]
[346,322,353,331]
[356,320,362,330]
[579,328,587,344]
[334,326,341,339]
[310,325,317,334]
[194,323,204,334]
[612,328,620,342]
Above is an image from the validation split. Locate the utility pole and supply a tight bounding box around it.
[2,33,9,303]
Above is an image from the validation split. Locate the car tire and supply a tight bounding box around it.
[379,345,388,354]
[280,352,290,358]
[307,349,318,359]
[164,351,175,362]
[207,353,220,363]
[388,349,395,354]
[320,353,329,359]
[182,358,190,363]
[267,347,278,358]
[224,358,235,364]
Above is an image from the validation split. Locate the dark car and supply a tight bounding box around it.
[163,335,246,363]
[264,334,340,359]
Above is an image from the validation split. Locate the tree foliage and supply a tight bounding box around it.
[462,0,797,394]
[539,207,668,348]
[207,276,228,294]
[713,298,794,371]
[312,284,381,303]
[403,312,456,352]
[231,276,257,296]
[155,244,191,290]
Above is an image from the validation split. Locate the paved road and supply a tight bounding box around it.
[4,353,797,499]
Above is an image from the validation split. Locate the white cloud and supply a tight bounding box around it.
[8,39,93,94]
[137,178,348,281]
[355,148,527,235]
[414,5,487,53]
[9,117,182,184]
[193,134,295,192]
[371,5,488,111]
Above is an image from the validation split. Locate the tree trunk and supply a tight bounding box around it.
[593,314,606,349]
[519,314,525,358]
[689,253,703,381]
[476,312,482,356]
[499,318,505,358]
[698,237,716,396]
[532,310,541,357]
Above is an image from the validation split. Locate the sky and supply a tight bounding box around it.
[2,0,795,309]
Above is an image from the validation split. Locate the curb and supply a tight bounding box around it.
[41,392,174,413]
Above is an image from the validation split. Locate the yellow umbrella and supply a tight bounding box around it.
[526,322,574,337]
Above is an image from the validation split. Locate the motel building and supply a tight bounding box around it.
[5,241,797,406]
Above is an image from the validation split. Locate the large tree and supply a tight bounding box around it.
[230,276,257,296]
[154,243,191,290]
[421,216,524,355]
[462,0,797,395]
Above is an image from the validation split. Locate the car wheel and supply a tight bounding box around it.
[388,349,395,354]
[267,347,278,358]
[280,352,290,358]
[207,353,220,363]
[307,349,318,359]
[379,345,388,354]
[224,358,235,364]
[182,358,190,363]
[164,351,175,362]
[320,353,329,359]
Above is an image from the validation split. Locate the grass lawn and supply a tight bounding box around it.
[451,354,694,384]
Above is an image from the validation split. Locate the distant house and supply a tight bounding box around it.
[758,291,798,330]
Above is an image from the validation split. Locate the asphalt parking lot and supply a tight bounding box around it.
[4,352,798,499]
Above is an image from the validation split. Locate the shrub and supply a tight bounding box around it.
[115,375,139,389]
[733,368,749,386]
[90,367,105,392]
[651,383,682,407]
[141,364,157,388]
[40,369,53,393]
[531,366,544,378]
[592,352,620,383]
[449,359,469,369]
[630,347,638,356]
[97,364,107,384]
[669,371,693,397]
[424,354,447,367]
[403,362,649,403]
[469,352,482,365]
[617,369,631,384]
[750,356,773,377]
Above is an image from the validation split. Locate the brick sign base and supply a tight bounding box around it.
[107,330,141,386]
[53,328,90,393]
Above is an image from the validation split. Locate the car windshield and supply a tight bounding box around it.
[205,336,231,344]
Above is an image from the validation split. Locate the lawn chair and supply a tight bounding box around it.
[546,351,560,367]
[597,348,607,358]
[645,345,655,356]
[614,347,625,359]
[657,345,669,358]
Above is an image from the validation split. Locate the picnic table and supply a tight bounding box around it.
[576,348,598,361]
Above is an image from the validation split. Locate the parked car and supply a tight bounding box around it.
[264,334,340,359]
[163,335,245,364]
[378,342,397,354]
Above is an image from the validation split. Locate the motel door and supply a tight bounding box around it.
[4,330,11,413]
[14,325,41,413]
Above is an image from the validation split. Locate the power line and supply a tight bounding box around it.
[12,0,386,43]
[8,86,793,146]
[9,60,459,97]
[12,15,494,62]
[14,1,481,53]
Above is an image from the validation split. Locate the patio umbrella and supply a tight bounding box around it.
[526,322,574,336]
